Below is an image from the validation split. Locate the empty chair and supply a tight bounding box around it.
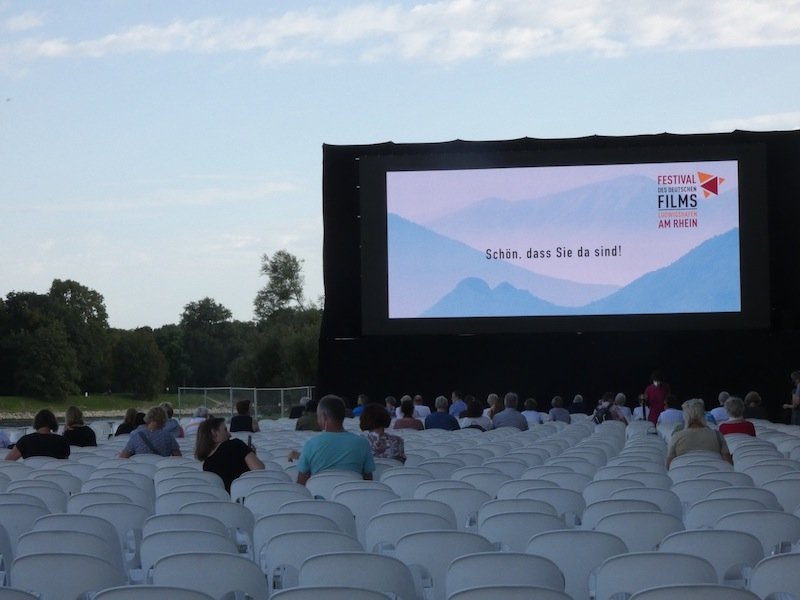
[262,530,362,591]
[416,458,466,479]
[152,551,269,600]
[229,471,292,502]
[0,504,50,558]
[448,585,571,600]
[695,470,755,487]
[378,498,457,528]
[271,587,389,600]
[0,464,34,481]
[331,487,400,544]
[94,585,215,600]
[539,471,592,493]
[80,502,154,568]
[582,478,645,505]
[0,492,47,510]
[527,529,628,600]
[278,499,357,539]
[0,588,38,600]
[10,553,125,600]
[609,487,684,520]
[670,479,732,508]
[178,500,255,557]
[742,463,798,486]
[140,529,237,577]
[516,487,586,527]
[495,478,558,500]
[445,551,564,597]
[27,470,82,494]
[479,511,565,552]
[705,485,782,510]
[593,552,717,600]
[394,530,494,600]
[366,511,454,553]
[244,488,313,517]
[154,490,220,514]
[253,512,341,566]
[5,482,67,513]
[305,470,362,499]
[616,471,674,490]
[659,529,763,585]
[683,497,766,529]
[668,464,732,483]
[481,458,529,478]
[16,529,125,578]
[714,510,800,554]
[143,513,229,538]
[477,498,557,526]
[68,491,132,513]
[413,479,475,499]
[628,583,760,600]
[594,511,684,551]
[762,478,800,512]
[299,551,418,600]
[748,553,800,600]
[581,499,660,530]
[424,487,491,531]
[380,471,434,499]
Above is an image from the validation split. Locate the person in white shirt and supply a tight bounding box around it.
[657,394,685,425]
[709,391,730,423]
[521,398,545,426]
[614,393,632,422]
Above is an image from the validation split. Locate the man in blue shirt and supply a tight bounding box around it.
[296,395,375,486]
[449,390,467,418]
[425,396,460,431]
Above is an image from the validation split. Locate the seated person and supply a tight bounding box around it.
[393,398,424,430]
[361,403,405,463]
[230,400,260,433]
[425,396,460,431]
[62,405,97,447]
[115,408,139,436]
[521,398,545,426]
[719,396,756,437]
[195,417,265,492]
[119,406,181,458]
[710,391,731,423]
[666,398,732,468]
[5,409,70,460]
[492,392,529,431]
[458,398,493,431]
[656,394,684,425]
[184,406,211,436]
[743,391,767,420]
[548,396,571,424]
[295,398,322,431]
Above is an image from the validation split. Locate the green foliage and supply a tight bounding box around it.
[154,324,192,390]
[179,297,242,387]
[254,250,305,321]
[13,321,80,399]
[112,328,168,399]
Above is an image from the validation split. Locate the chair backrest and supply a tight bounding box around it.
[16,529,124,577]
[253,512,341,565]
[5,483,67,513]
[683,497,766,529]
[705,485,782,510]
[79,502,153,565]
[714,510,800,554]
[0,493,47,510]
[305,470,363,499]
[0,504,50,557]
[27,470,82,494]
[527,529,628,600]
[670,479,733,508]
[378,498,457,528]
[278,499,357,539]
[748,553,800,600]
[229,472,294,503]
[263,530,363,590]
[628,583,760,600]
[299,551,418,600]
[495,478,558,500]
[270,587,391,600]
[380,472,435,499]
[515,487,586,526]
[594,551,717,600]
[582,478,645,505]
[762,478,800,512]
[154,490,220,514]
[10,552,126,600]
[93,585,215,600]
[365,511,454,553]
[478,511,566,552]
[416,458,466,479]
[330,487,400,544]
[594,511,684,552]
[152,551,269,599]
[614,471,674,490]
[446,551,565,598]
[67,491,132,513]
[244,488,314,517]
[32,513,119,550]
[539,472,592,493]
[140,529,237,575]
[608,487,683,519]
[394,530,495,600]
[581,499,660,529]
[477,498,557,526]
[142,513,229,538]
[659,529,764,584]
[447,585,572,600]
[423,488,491,532]
[0,587,39,600]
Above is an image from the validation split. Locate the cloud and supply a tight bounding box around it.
[709,111,800,132]
[3,11,44,32]
[1,1,799,69]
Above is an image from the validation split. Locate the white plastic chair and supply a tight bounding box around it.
[380,471,435,499]
[628,583,760,600]
[262,530,362,591]
[0,504,50,557]
[582,478,645,505]
[762,478,800,512]
[366,511,454,554]
[299,551,418,600]
[414,479,475,499]
[608,487,684,519]
[495,478,558,499]
[154,490,220,514]
[659,529,763,585]
[331,487,400,544]
[94,585,215,600]
[527,529,627,600]
[593,551,716,600]
[394,530,494,600]
[305,470,362,499]
[27,470,82,494]
[748,553,800,600]
[695,470,755,487]
[594,511,684,552]
[80,502,153,569]
[253,512,341,567]
[446,551,565,597]
[67,491,132,513]
[423,487,491,531]
[478,511,565,552]
[670,478,732,508]
[581,499,660,530]
[615,471,674,490]
[714,509,800,554]
[178,500,255,557]
[271,587,389,600]
[705,485,782,510]
[416,458,466,479]
[229,471,292,502]
[0,493,47,510]
[539,471,592,493]
[683,497,767,529]
[480,458,529,478]
[140,529,237,578]
[244,488,314,517]
[515,487,585,527]
[449,585,571,600]
[0,588,38,600]
[152,551,269,600]
[5,482,67,513]
[278,499,357,539]
[477,498,557,527]
[10,553,125,600]
[16,529,125,579]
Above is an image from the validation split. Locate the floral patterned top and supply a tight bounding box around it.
[364,430,406,463]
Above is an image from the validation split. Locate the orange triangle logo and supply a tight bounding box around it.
[698,172,724,198]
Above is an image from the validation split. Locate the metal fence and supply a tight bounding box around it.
[176,386,315,420]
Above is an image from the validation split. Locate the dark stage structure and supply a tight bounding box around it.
[318,131,800,419]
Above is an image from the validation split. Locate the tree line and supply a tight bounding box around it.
[0,251,321,399]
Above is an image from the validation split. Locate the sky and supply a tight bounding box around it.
[1,0,799,329]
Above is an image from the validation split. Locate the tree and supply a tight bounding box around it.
[180,297,239,386]
[112,328,168,399]
[13,321,80,399]
[154,324,192,391]
[254,250,305,321]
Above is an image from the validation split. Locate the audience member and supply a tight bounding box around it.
[360,403,405,463]
[385,396,398,417]
[5,409,70,460]
[642,370,670,424]
[295,398,321,431]
[184,406,211,436]
[492,392,529,430]
[632,395,650,421]
[666,398,731,467]
[449,390,467,418]
[115,408,139,436]
[568,394,590,415]
[289,397,309,419]
[592,392,627,424]
[548,396,571,424]
[656,394,684,426]
[710,391,731,423]
[521,398,545,426]
[352,393,368,417]
[62,405,97,447]
[719,396,756,436]
[230,399,260,433]
[160,402,183,437]
[0,429,10,449]
[458,397,493,431]
[412,394,431,419]
[393,398,424,430]
[483,393,501,419]
[425,396,460,431]
[119,406,181,458]
[782,370,800,425]
[195,416,264,492]
[743,391,767,420]
[294,395,375,485]
[614,393,632,422]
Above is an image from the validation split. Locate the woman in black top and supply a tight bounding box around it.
[195,417,264,492]
[115,408,139,436]
[229,400,260,433]
[63,406,97,446]
[5,409,70,460]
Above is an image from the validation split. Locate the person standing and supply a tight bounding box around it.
[783,370,800,425]
[642,370,669,425]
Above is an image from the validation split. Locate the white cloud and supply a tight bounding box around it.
[709,111,800,131]
[3,11,44,32]
[2,1,799,69]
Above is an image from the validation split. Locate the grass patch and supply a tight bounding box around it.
[0,394,179,416]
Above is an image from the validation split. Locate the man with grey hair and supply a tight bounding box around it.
[710,391,730,423]
[492,392,529,431]
[295,394,375,486]
[424,395,460,431]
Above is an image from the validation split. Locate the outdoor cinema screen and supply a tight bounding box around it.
[359,143,768,334]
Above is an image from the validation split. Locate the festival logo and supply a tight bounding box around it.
[698,171,725,197]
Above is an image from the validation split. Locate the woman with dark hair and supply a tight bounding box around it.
[230,399,260,433]
[459,398,493,431]
[62,406,97,447]
[115,408,139,436]
[392,398,424,431]
[119,406,181,458]
[296,398,322,431]
[5,409,70,460]
[195,417,265,492]
[360,403,406,462]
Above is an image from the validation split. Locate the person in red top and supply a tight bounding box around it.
[719,396,756,437]
[642,370,670,425]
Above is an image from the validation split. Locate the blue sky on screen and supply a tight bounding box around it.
[1,1,799,328]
